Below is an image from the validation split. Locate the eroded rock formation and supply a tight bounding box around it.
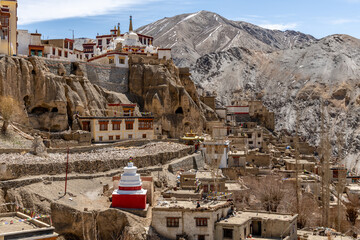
[0,56,131,131]
[128,56,217,138]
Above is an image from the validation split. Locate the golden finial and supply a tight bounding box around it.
[117,23,120,36]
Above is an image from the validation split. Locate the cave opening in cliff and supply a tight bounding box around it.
[31,106,49,115]
[31,70,36,75]
[175,107,183,114]
[23,95,30,109]
[51,107,58,112]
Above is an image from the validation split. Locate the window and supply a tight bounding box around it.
[98,39,102,46]
[82,121,90,131]
[58,49,62,56]
[99,136,103,142]
[195,218,208,227]
[52,48,55,55]
[65,51,68,58]
[119,58,125,64]
[125,121,134,130]
[203,185,208,193]
[142,134,147,139]
[65,41,68,48]
[248,133,252,138]
[112,121,121,130]
[116,135,120,140]
[166,217,179,227]
[223,229,233,239]
[249,141,253,145]
[234,158,239,167]
[128,134,132,139]
[109,57,114,64]
[109,136,113,141]
[99,121,108,131]
[258,133,261,138]
[139,120,153,130]
[198,235,205,240]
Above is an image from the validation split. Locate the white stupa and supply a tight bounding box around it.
[112,161,147,209]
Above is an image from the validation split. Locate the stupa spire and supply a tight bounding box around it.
[117,23,121,36]
[129,15,133,32]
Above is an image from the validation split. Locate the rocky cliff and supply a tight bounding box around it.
[191,34,360,172]
[0,56,130,131]
[137,10,315,67]
[128,55,217,138]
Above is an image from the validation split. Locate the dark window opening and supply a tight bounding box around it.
[223,228,233,239]
[175,107,183,114]
[32,70,36,75]
[51,107,58,112]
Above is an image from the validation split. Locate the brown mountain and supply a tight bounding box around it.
[137,10,315,67]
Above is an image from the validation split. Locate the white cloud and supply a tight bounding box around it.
[330,18,360,24]
[259,23,298,31]
[18,0,159,25]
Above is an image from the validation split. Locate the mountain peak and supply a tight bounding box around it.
[137,11,315,67]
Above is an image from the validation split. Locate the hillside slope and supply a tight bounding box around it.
[191,34,360,171]
[137,10,315,67]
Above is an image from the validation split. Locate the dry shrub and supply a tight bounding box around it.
[0,95,21,134]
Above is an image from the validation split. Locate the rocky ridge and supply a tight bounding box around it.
[137,10,315,67]
[191,34,360,172]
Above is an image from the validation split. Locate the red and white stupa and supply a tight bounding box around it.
[112,162,147,209]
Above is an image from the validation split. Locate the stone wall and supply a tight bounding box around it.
[167,152,203,173]
[1,147,192,180]
[43,59,129,93]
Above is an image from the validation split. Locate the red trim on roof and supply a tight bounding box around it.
[108,103,121,106]
[96,34,117,38]
[137,33,153,38]
[65,38,74,42]
[158,48,171,50]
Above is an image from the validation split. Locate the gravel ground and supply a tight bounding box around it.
[0,142,189,164]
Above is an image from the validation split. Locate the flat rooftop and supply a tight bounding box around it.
[154,200,230,210]
[228,150,246,156]
[298,230,353,240]
[196,170,225,180]
[0,215,38,234]
[283,158,315,165]
[225,182,248,191]
[217,211,297,226]
[0,212,58,238]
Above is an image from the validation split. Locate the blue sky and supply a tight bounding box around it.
[18,0,360,40]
